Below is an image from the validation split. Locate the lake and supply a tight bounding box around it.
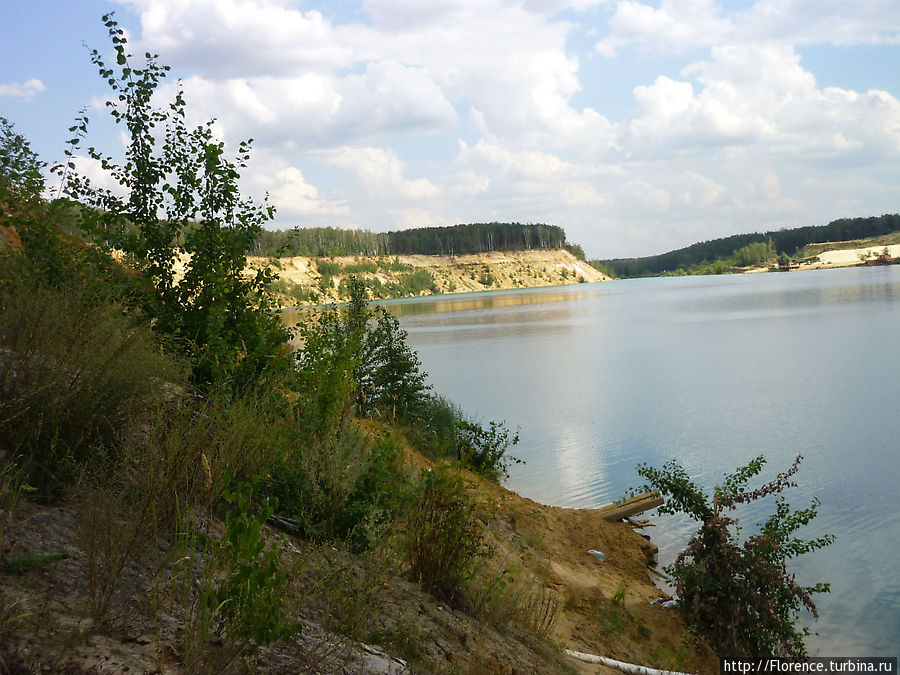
[384,267,900,656]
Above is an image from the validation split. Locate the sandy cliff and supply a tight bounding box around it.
[250,249,610,306]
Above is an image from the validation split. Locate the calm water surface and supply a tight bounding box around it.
[384,267,900,656]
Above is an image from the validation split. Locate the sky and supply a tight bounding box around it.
[1,0,899,258]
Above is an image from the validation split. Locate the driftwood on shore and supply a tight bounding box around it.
[597,492,663,522]
[564,648,695,675]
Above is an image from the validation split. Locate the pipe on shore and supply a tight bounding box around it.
[563,649,696,675]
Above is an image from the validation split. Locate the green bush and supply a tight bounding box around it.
[267,422,405,550]
[636,455,833,658]
[314,258,343,277]
[357,306,429,420]
[405,466,492,607]
[0,276,182,498]
[408,394,520,482]
[174,478,300,669]
[478,272,495,286]
[211,479,301,655]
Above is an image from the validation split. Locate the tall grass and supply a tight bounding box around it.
[0,275,183,498]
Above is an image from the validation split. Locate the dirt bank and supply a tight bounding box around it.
[1,454,715,674]
[251,249,610,306]
[799,243,900,270]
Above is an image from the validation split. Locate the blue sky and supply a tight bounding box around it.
[2,0,899,258]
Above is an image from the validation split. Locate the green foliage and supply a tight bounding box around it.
[410,395,521,483]
[267,277,311,305]
[0,117,45,216]
[386,222,568,256]
[405,466,492,606]
[212,478,300,654]
[636,455,833,658]
[455,419,521,483]
[593,586,629,635]
[732,240,775,267]
[174,479,300,669]
[254,222,574,257]
[292,305,360,440]
[294,277,429,428]
[0,275,182,499]
[587,260,618,279]
[267,421,405,549]
[357,305,430,420]
[57,14,289,393]
[564,243,586,261]
[478,271,496,286]
[346,268,437,300]
[254,226,390,258]
[315,258,343,277]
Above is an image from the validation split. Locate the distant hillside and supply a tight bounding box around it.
[256,248,608,307]
[597,214,900,278]
[253,222,580,258]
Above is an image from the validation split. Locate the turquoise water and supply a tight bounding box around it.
[384,267,900,656]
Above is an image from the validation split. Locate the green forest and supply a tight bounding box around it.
[597,214,900,277]
[252,222,575,258]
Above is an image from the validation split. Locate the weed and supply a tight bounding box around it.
[173,478,300,670]
[75,472,158,622]
[0,460,23,556]
[368,612,427,665]
[405,466,492,607]
[597,586,630,635]
[0,277,182,499]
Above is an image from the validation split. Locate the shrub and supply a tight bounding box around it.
[409,394,520,482]
[636,455,833,658]
[173,478,300,670]
[267,421,405,550]
[292,303,360,441]
[0,276,182,498]
[405,465,492,606]
[455,418,520,483]
[357,306,429,421]
[211,479,300,654]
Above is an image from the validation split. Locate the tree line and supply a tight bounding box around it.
[252,222,572,257]
[597,214,900,278]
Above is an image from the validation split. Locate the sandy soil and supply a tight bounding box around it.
[1,452,716,674]
[252,249,610,307]
[797,243,900,270]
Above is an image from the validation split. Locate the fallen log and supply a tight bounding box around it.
[598,492,663,522]
[564,649,695,675]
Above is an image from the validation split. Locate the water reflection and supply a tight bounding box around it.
[381,285,598,317]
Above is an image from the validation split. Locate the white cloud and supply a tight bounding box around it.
[562,184,614,207]
[596,0,900,55]
[387,207,454,230]
[597,0,733,56]
[0,79,46,101]
[458,140,570,181]
[738,0,900,46]
[627,178,671,209]
[681,171,726,206]
[625,44,900,159]
[324,146,441,200]
[129,0,353,76]
[267,166,350,219]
